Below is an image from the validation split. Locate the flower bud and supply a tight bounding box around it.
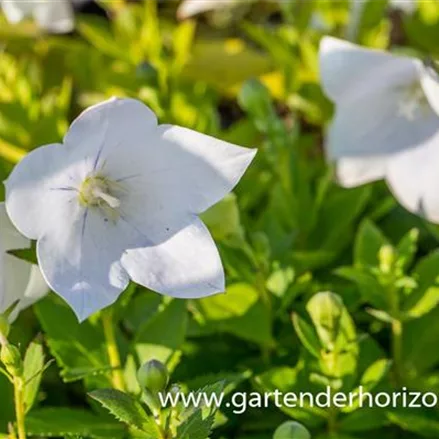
[137,359,169,394]
[1,344,23,377]
[0,315,10,340]
[379,244,395,274]
[273,421,311,439]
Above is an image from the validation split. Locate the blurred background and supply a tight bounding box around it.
[2,1,439,438]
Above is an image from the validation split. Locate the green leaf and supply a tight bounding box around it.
[387,411,439,437]
[405,286,439,320]
[396,228,419,271]
[77,16,127,61]
[340,408,389,433]
[403,305,439,373]
[23,337,45,413]
[403,249,439,314]
[135,299,188,367]
[35,296,112,383]
[255,366,326,427]
[198,283,258,320]
[181,381,226,418]
[336,266,388,310]
[89,389,155,434]
[360,358,391,388]
[26,408,125,438]
[177,410,214,439]
[317,186,372,255]
[201,194,243,242]
[172,20,196,73]
[7,241,37,265]
[292,313,321,358]
[194,283,273,346]
[354,219,389,268]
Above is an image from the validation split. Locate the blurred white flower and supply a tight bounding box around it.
[0,203,48,321]
[320,37,439,222]
[1,0,74,33]
[177,0,252,19]
[5,98,256,321]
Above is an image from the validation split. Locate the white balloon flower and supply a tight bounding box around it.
[320,36,439,223]
[1,0,74,33]
[0,203,48,321]
[5,97,256,321]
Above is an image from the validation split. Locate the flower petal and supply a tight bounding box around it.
[319,36,418,103]
[36,201,133,321]
[326,84,439,160]
[0,203,31,313]
[336,156,388,188]
[8,266,49,322]
[122,217,224,299]
[63,97,157,170]
[34,0,74,33]
[5,143,83,240]
[387,132,439,223]
[0,203,48,317]
[148,125,256,215]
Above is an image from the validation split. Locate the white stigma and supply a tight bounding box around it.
[91,186,121,209]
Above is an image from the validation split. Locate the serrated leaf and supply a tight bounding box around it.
[186,370,251,396]
[23,337,45,413]
[26,408,125,439]
[177,410,214,439]
[181,381,226,419]
[89,389,155,434]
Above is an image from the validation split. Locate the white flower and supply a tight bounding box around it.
[5,97,256,321]
[1,0,74,33]
[0,202,48,321]
[320,36,439,222]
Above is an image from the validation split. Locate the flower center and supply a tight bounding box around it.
[78,175,121,210]
[397,81,429,121]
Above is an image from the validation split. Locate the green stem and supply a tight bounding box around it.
[392,318,403,384]
[101,310,126,392]
[13,377,26,439]
[388,283,404,384]
[328,407,337,435]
